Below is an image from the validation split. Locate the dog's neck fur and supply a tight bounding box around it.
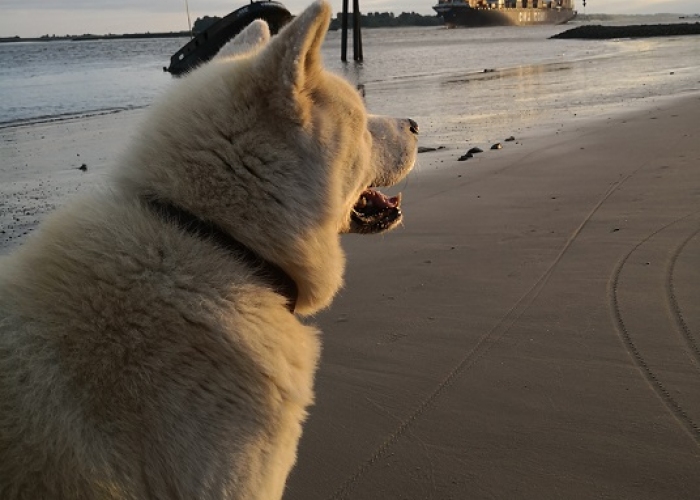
[145,197,298,313]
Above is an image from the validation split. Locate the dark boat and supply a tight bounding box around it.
[165,1,292,76]
[433,0,577,28]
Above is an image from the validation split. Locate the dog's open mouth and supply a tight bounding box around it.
[350,188,402,234]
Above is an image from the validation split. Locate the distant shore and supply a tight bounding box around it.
[0,32,190,44]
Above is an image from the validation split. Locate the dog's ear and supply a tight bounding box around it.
[257,0,331,123]
[216,19,271,59]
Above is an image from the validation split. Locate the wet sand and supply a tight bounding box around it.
[0,110,142,251]
[2,94,700,499]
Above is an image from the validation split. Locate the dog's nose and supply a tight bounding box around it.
[408,119,419,135]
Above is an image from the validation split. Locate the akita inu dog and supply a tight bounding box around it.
[0,1,417,498]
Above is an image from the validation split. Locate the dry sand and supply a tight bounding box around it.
[1,94,699,499]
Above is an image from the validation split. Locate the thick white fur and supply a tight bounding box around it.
[0,2,416,499]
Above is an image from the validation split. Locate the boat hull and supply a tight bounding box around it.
[165,1,292,76]
[433,6,576,27]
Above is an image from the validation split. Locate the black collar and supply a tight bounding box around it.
[145,198,298,313]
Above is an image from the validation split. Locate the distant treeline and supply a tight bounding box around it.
[574,14,618,22]
[329,12,444,29]
[0,11,442,43]
[0,32,190,43]
[192,12,443,34]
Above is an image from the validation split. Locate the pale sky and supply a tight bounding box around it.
[1,0,698,38]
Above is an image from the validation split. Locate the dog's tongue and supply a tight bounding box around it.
[363,188,400,208]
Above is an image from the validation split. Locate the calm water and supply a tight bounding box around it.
[1,16,699,145]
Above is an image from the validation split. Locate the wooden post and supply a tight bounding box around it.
[341,0,349,62]
[356,5,363,61]
[340,0,363,62]
[352,0,363,61]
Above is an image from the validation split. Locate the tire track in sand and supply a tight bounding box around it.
[667,228,700,368]
[328,162,645,500]
[609,213,700,444]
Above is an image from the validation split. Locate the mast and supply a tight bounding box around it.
[185,0,193,39]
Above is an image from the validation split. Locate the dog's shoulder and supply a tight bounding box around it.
[0,192,321,498]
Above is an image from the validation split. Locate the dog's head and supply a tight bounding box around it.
[213,2,418,235]
[117,0,417,313]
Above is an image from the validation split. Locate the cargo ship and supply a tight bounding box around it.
[433,0,577,28]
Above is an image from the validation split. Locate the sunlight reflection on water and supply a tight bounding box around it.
[1,24,698,147]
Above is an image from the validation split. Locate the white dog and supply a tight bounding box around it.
[0,2,417,498]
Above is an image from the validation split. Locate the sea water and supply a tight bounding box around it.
[1,16,699,146]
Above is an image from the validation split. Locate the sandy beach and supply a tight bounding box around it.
[284,94,700,499]
[1,92,699,498]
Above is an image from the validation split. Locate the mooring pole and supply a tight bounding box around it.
[352,0,363,61]
[357,14,365,61]
[341,0,349,62]
[356,7,363,61]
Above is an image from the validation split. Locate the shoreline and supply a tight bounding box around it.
[0,106,147,131]
[2,90,699,253]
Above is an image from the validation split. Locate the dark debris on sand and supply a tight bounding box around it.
[418,146,446,154]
